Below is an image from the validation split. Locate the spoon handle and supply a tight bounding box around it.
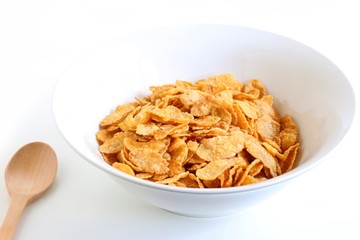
[0,195,31,240]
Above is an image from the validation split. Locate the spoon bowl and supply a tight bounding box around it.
[0,142,57,239]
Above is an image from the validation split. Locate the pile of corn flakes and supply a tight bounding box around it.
[96,74,300,188]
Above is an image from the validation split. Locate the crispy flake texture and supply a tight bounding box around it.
[97,74,301,188]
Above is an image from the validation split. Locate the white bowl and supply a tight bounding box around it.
[53,24,355,217]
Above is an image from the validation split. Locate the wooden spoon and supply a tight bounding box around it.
[0,142,57,239]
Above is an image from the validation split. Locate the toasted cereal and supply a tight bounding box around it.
[196,131,246,161]
[196,156,248,181]
[255,115,280,140]
[236,100,259,119]
[168,138,188,176]
[100,102,139,127]
[151,106,193,124]
[98,132,136,154]
[236,159,262,186]
[97,74,301,188]
[245,135,278,177]
[113,162,135,176]
[156,171,189,184]
[96,129,114,144]
[279,114,299,151]
[176,173,204,188]
[278,143,300,173]
[136,122,159,136]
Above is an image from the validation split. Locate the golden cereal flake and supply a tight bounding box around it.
[196,131,246,161]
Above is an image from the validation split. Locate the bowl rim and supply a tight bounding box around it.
[52,23,356,195]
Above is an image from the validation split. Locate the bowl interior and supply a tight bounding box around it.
[53,25,355,191]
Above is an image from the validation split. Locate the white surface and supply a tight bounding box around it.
[0,0,359,239]
[53,24,354,218]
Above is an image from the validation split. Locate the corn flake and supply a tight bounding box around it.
[97,74,301,188]
[196,131,246,161]
[196,156,248,181]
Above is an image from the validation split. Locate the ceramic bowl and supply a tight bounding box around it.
[53,25,355,217]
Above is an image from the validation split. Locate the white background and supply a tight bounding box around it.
[0,1,359,239]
